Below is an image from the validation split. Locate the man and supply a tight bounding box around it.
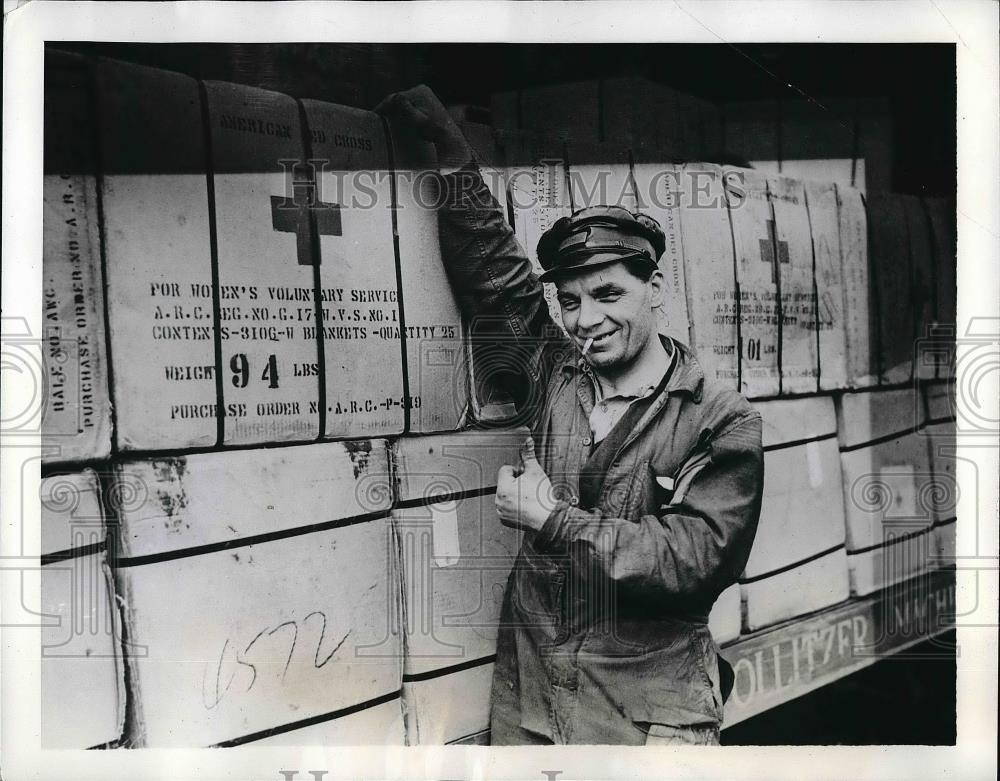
[378,86,764,746]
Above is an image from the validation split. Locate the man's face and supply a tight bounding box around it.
[555,261,664,372]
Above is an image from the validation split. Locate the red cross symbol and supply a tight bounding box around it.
[758,219,789,284]
[271,167,342,266]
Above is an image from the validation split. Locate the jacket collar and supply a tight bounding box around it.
[560,334,705,402]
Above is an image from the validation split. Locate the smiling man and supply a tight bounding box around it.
[542,208,675,443]
[378,86,764,746]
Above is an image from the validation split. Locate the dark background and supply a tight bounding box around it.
[60,42,956,197]
[723,631,956,745]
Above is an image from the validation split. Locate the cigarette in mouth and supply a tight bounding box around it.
[581,337,595,356]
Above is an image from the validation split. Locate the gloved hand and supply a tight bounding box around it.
[374,84,473,171]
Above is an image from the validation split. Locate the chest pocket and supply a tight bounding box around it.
[597,458,649,519]
[648,427,715,511]
[650,463,689,510]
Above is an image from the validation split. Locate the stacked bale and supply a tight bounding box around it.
[38,57,958,746]
[835,388,937,596]
[393,428,526,744]
[42,51,112,461]
[922,380,957,566]
[741,398,850,631]
[111,443,403,746]
[40,470,124,747]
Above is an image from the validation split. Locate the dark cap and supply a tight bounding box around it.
[536,205,666,282]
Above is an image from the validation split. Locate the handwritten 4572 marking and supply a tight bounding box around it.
[202,610,351,710]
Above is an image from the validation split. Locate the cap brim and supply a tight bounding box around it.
[537,252,634,282]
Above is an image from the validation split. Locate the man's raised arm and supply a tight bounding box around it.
[376,86,554,344]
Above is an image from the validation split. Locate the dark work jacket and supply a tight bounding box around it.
[436,166,764,745]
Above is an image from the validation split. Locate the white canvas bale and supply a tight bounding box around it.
[245,697,405,745]
[931,480,956,566]
[845,530,933,598]
[449,729,490,745]
[836,388,936,595]
[117,524,402,747]
[393,429,525,662]
[922,381,957,567]
[924,377,954,423]
[724,167,780,397]
[393,495,508,745]
[393,429,526,744]
[97,61,420,448]
[865,192,913,385]
[40,470,124,747]
[744,550,849,633]
[632,163,690,344]
[676,164,739,389]
[403,663,494,745]
[301,99,406,438]
[41,468,105,555]
[395,494,517,661]
[804,180,850,390]
[742,398,849,631]
[769,175,820,393]
[385,119,467,433]
[836,185,878,387]
[836,386,922,452]
[203,81,321,444]
[97,58,218,451]
[42,559,122,748]
[114,440,390,556]
[781,159,866,191]
[113,442,401,747]
[708,583,741,645]
[42,50,111,462]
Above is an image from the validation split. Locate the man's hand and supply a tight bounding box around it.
[374,85,473,170]
[495,437,558,533]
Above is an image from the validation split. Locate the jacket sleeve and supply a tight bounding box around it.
[436,164,556,344]
[533,410,764,608]
[436,164,568,417]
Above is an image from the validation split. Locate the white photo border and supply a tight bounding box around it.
[2,2,997,780]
